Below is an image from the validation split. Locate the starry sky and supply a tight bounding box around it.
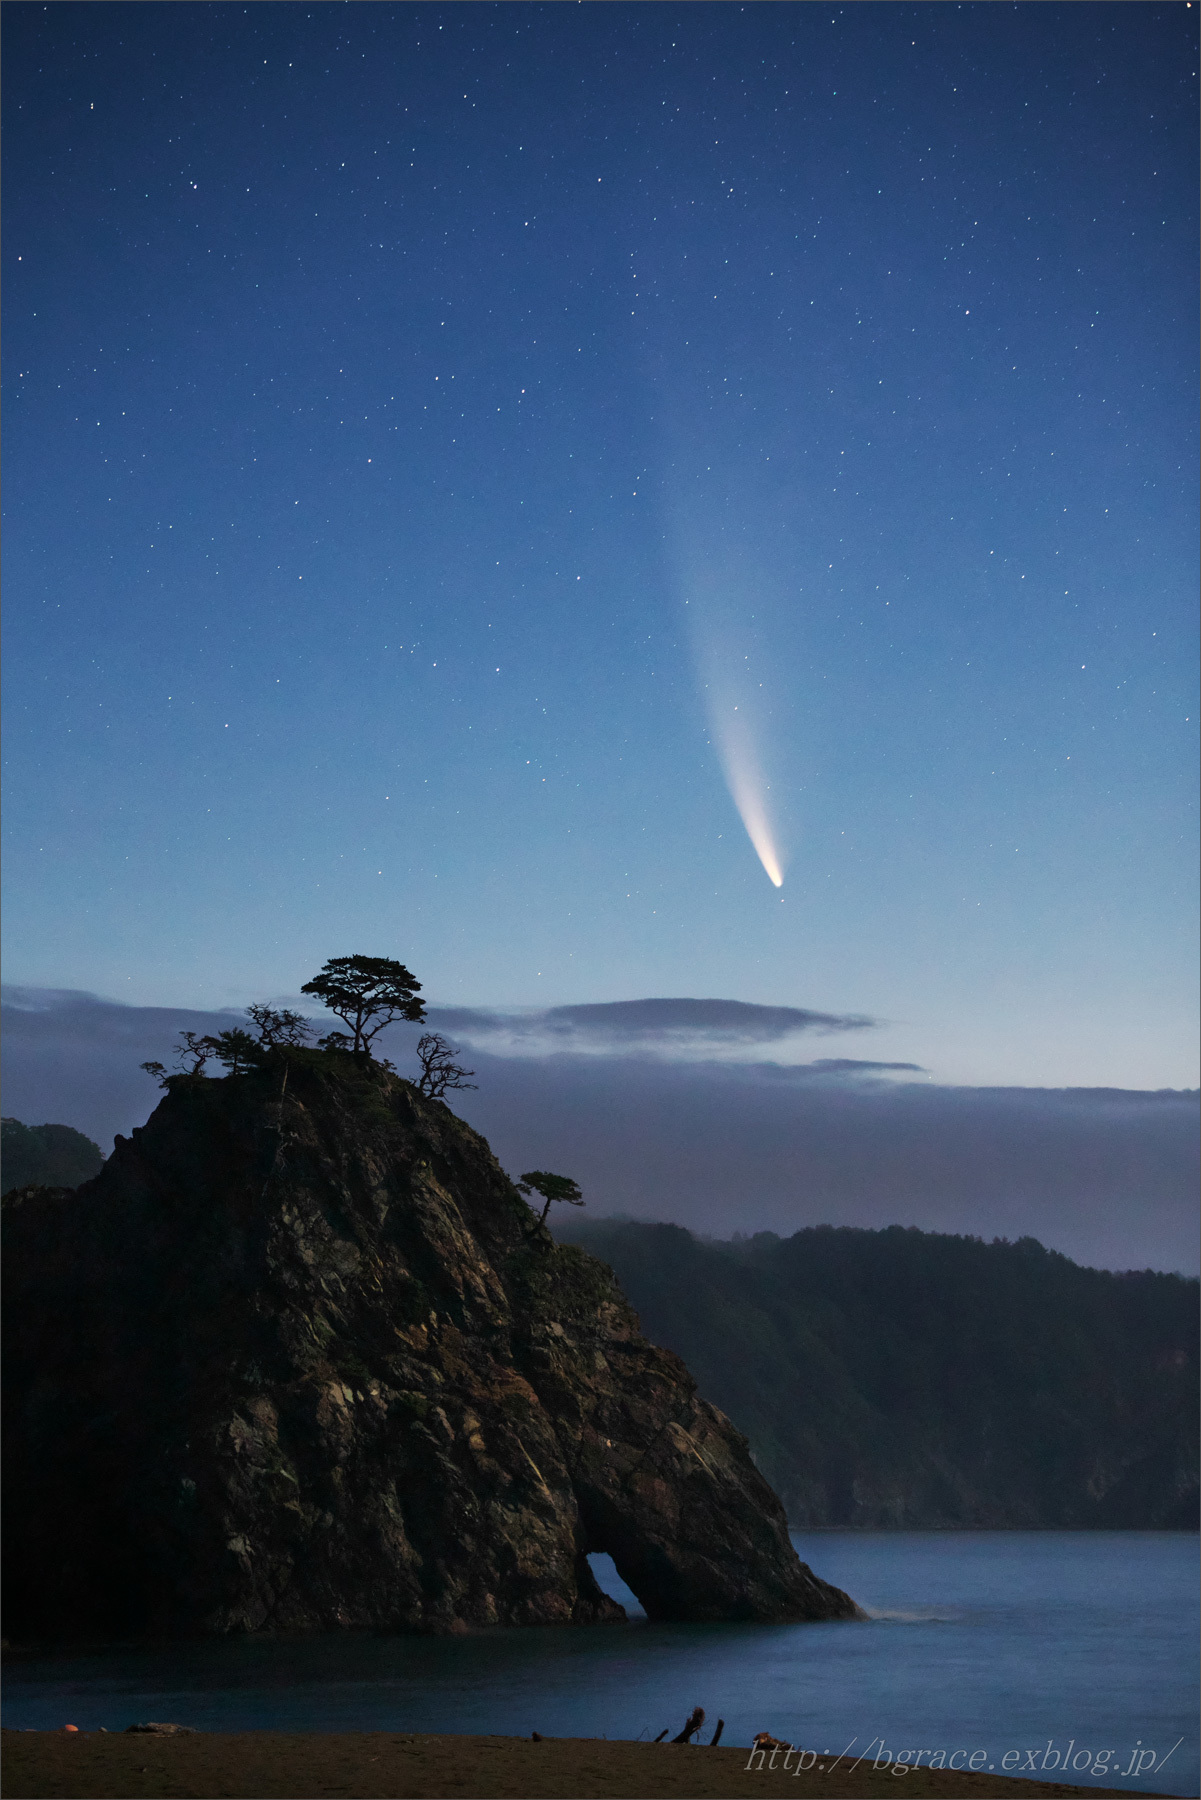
[3,1,1198,1094]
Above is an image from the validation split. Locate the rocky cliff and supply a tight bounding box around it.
[3,1051,859,1638]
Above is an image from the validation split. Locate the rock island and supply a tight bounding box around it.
[3,1048,860,1637]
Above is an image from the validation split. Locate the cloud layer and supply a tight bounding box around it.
[3,987,1196,1276]
[432,996,878,1058]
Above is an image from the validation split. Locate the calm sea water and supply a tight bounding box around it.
[4,1533,1196,1796]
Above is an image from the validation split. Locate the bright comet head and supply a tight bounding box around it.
[670,509,790,889]
[712,706,787,888]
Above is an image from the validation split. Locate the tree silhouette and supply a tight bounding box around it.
[173,1031,215,1075]
[301,955,426,1054]
[414,1033,477,1098]
[246,1004,312,1048]
[140,1005,316,1087]
[207,1028,262,1074]
[516,1170,585,1227]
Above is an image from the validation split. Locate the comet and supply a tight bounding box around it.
[706,694,786,887]
[666,469,790,888]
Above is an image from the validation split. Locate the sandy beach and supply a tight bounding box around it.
[0,1730,1156,1800]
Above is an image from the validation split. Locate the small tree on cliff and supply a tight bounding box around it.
[245,1004,312,1049]
[207,1027,262,1074]
[516,1170,585,1227]
[414,1033,477,1099]
[301,954,425,1055]
[142,1025,260,1083]
[173,1031,215,1075]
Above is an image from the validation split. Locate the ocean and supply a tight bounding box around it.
[4,1531,1196,1796]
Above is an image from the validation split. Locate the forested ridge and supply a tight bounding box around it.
[1,1118,104,1195]
[557,1218,1199,1529]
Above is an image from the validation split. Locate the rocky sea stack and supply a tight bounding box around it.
[3,1052,860,1638]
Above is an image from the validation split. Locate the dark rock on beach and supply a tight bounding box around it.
[2,1053,860,1637]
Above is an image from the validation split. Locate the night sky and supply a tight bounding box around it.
[4,4,1198,1107]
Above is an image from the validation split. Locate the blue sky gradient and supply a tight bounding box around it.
[3,2,1197,1090]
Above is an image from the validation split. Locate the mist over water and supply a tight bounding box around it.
[4,986,1198,1274]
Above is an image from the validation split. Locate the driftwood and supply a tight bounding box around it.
[653,1728,670,1743]
[670,1707,706,1744]
[709,1719,725,1746]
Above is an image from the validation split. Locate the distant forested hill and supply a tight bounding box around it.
[558,1219,1199,1529]
[1,1118,105,1196]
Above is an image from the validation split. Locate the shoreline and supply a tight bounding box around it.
[0,1730,1171,1800]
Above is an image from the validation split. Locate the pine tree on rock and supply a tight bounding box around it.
[517,1171,585,1227]
[300,955,425,1054]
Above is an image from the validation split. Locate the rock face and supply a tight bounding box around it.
[3,1053,860,1638]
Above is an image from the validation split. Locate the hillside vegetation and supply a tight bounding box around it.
[557,1219,1199,1529]
[1,1118,104,1196]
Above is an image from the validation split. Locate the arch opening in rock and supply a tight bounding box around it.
[586,1551,646,1619]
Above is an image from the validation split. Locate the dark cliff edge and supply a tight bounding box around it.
[2,1052,860,1638]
